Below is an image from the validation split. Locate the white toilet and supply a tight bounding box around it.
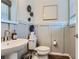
[28,39,50,59]
[28,32,50,59]
[35,46,50,59]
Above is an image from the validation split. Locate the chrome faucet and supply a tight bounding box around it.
[3,30,11,41]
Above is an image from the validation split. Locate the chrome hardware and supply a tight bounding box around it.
[74,34,78,38]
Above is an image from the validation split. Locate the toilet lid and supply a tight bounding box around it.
[37,46,50,51]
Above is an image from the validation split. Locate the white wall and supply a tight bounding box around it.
[17,0,34,23]
[36,25,64,53]
[33,0,68,53]
[37,25,51,47]
[51,25,64,53]
[1,0,68,38]
[33,0,68,25]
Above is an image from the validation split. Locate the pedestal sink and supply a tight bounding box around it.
[1,39,28,59]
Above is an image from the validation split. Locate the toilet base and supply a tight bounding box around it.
[38,55,48,59]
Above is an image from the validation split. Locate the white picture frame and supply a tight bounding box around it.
[43,5,58,20]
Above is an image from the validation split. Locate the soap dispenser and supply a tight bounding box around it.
[11,30,17,40]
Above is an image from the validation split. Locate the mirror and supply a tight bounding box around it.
[1,0,18,24]
[1,0,11,20]
[1,0,12,7]
[1,3,10,20]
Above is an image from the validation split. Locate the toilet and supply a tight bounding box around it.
[28,31,50,59]
[28,39,50,59]
[35,46,50,59]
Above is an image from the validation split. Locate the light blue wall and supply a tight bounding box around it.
[10,24,29,38]
[70,0,75,17]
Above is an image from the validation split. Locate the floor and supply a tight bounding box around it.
[1,54,70,59]
[48,54,70,59]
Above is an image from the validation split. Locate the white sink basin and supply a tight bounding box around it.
[1,39,28,56]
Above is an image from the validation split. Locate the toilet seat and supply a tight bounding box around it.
[35,46,50,55]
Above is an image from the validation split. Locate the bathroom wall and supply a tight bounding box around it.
[37,25,51,47]
[64,0,77,59]
[10,0,34,38]
[1,23,8,37]
[33,0,68,25]
[10,24,29,38]
[36,24,65,53]
[32,0,68,53]
[17,0,33,23]
[1,0,68,41]
[64,25,76,59]
[33,0,68,53]
[51,25,64,53]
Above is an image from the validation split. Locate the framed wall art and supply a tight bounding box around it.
[43,5,58,20]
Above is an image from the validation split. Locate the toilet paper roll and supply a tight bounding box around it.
[53,40,57,46]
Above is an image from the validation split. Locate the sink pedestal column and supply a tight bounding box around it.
[5,53,18,59]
